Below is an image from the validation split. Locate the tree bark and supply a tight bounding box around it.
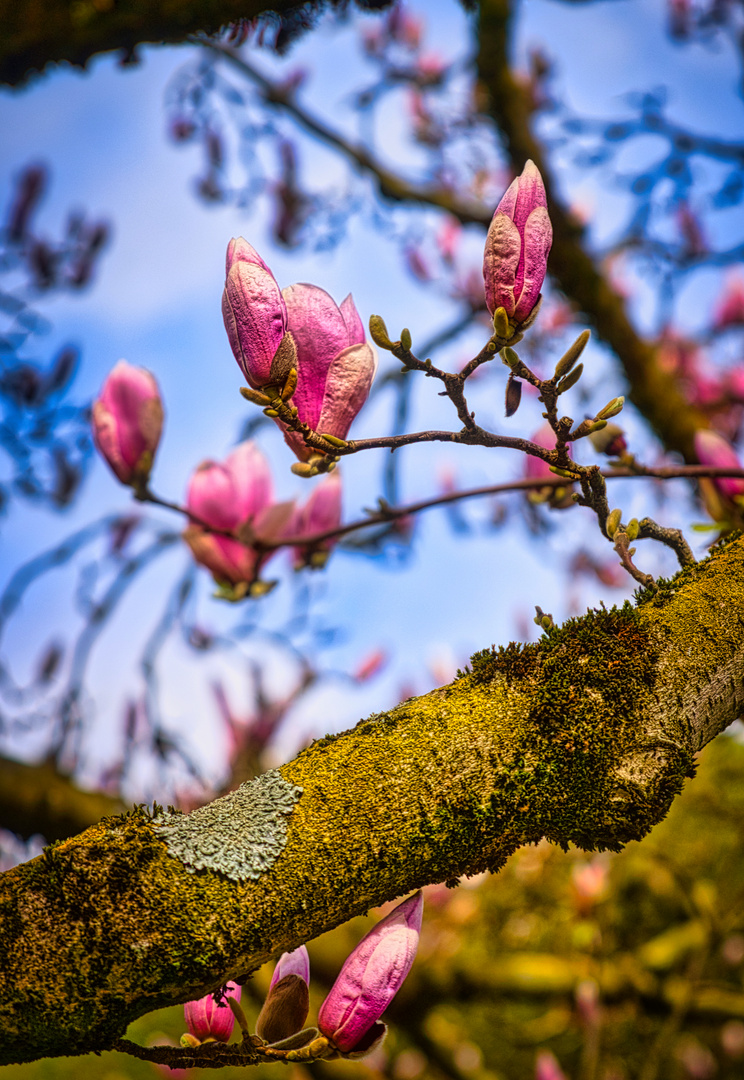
[2,534,744,1065]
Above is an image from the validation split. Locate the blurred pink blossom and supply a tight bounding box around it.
[714,274,744,328]
[292,470,343,568]
[92,361,163,487]
[694,429,744,500]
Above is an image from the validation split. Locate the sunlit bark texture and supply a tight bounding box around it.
[2,534,744,1065]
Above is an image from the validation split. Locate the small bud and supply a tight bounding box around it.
[505,374,522,417]
[606,508,622,538]
[291,461,318,478]
[501,346,521,371]
[554,330,590,380]
[556,362,584,396]
[493,306,510,340]
[240,385,271,406]
[597,396,625,420]
[281,366,298,402]
[319,433,348,448]
[549,466,578,479]
[586,419,607,433]
[625,518,640,541]
[400,327,412,351]
[369,315,394,350]
[533,605,554,631]
[263,408,280,417]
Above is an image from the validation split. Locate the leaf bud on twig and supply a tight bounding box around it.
[400,327,412,351]
[493,306,511,340]
[240,385,271,406]
[501,347,521,371]
[625,518,640,541]
[554,330,590,380]
[368,315,394,350]
[597,396,625,420]
[556,362,584,396]
[606,508,622,538]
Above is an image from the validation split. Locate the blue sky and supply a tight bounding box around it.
[0,0,740,793]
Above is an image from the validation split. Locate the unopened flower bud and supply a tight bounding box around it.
[256,974,310,1045]
[184,982,241,1044]
[92,360,164,487]
[483,160,553,328]
[319,892,423,1055]
[222,238,289,390]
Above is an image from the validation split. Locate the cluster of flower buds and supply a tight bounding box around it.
[180,893,423,1060]
[91,360,163,491]
[222,239,377,477]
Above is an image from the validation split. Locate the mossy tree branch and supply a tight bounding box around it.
[2,535,744,1066]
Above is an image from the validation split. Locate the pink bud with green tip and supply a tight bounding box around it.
[318,891,423,1054]
[92,360,163,486]
[483,160,552,326]
[222,237,290,389]
[278,284,376,462]
[184,981,241,1043]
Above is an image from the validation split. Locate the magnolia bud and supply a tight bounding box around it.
[606,508,622,538]
[91,360,164,488]
[256,974,310,1044]
[400,327,412,351]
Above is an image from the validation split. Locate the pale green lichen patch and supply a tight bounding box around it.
[153,770,303,881]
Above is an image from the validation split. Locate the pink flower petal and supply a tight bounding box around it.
[283,283,352,429]
[483,214,521,317]
[316,343,377,441]
[339,293,366,346]
[514,206,552,322]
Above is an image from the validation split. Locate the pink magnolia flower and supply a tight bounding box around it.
[184,441,294,589]
[292,471,342,569]
[222,237,290,389]
[483,160,553,326]
[694,429,744,500]
[92,360,163,486]
[318,891,423,1054]
[279,284,376,462]
[184,981,241,1043]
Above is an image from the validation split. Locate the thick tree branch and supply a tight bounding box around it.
[0,756,123,841]
[0,0,394,87]
[2,534,744,1065]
